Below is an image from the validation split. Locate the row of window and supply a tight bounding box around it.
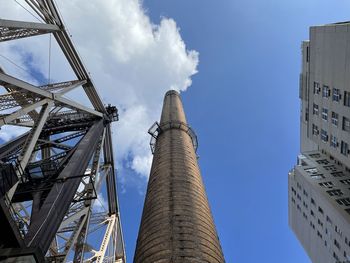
[292,183,350,238]
[327,189,344,196]
[313,82,350,107]
[313,82,342,101]
[336,198,350,206]
[312,104,350,131]
[319,180,350,188]
[309,153,321,159]
[301,201,344,253]
[291,188,350,262]
[305,166,348,179]
[312,124,350,155]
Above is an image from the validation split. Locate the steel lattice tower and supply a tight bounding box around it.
[0,1,125,262]
[134,90,225,263]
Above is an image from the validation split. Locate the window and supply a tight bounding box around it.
[314,82,321,94]
[330,135,338,148]
[311,174,325,179]
[309,153,321,158]
[321,129,328,142]
[311,198,316,205]
[291,187,296,194]
[345,208,350,215]
[340,179,350,185]
[333,88,341,101]
[312,124,319,135]
[303,201,308,208]
[333,252,339,261]
[313,103,319,115]
[344,91,350,107]
[327,216,333,224]
[335,225,342,236]
[331,171,345,177]
[311,210,315,216]
[305,168,318,174]
[336,198,350,206]
[303,212,308,219]
[334,239,341,250]
[327,189,343,196]
[322,108,328,121]
[319,181,334,188]
[341,141,349,156]
[318,218,324,227]
[305,168,325,179]
[317,159,329,165]
[343,117,350,132]
[310,221,315,229]
[318,206,324,214]
[324,165,337,172]
[323,85,330,98]
[331,112,338,126]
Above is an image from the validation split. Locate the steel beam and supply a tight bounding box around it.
[0,19,60,42]
[24,0,106,112]
[25,0,61,26]
[18,101,53,171]
[103,124,118,214]
[58,207,89,231]
[0,98,49,126]
[58,80,87,94]
[0,132,28,160]
[73,212,91,263]
[39,80,86,93]
[24,120,104,255]
[90,215,116,263]
[36,139,71,151]
[62,214,88,262]
[0,1,125,261]
[0,72,103,117]
[103,126,125,262]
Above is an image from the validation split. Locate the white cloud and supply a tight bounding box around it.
[0,125,29,141]
[0,0,199,187]
[131,154,153,178]
[93,193,108,213]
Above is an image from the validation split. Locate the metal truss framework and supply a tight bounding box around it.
[0,1,125,262]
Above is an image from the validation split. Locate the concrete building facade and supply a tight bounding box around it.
[289,22,350,262]
[133,90,225,263]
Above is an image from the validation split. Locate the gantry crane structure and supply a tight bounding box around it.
[0,1,125,262]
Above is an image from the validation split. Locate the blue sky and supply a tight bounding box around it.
[117,0,350,262]
[2,0,350,262]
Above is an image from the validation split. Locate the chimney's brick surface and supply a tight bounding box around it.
[134,90,225,263]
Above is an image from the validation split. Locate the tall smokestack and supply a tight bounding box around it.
[133,90,225,263]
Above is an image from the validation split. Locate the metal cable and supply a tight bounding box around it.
[0,54,28,73]
[14,0,42,22]
[48,33,51,84]
[97,195,107,212]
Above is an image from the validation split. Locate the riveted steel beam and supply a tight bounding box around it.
[0,19,60,42]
